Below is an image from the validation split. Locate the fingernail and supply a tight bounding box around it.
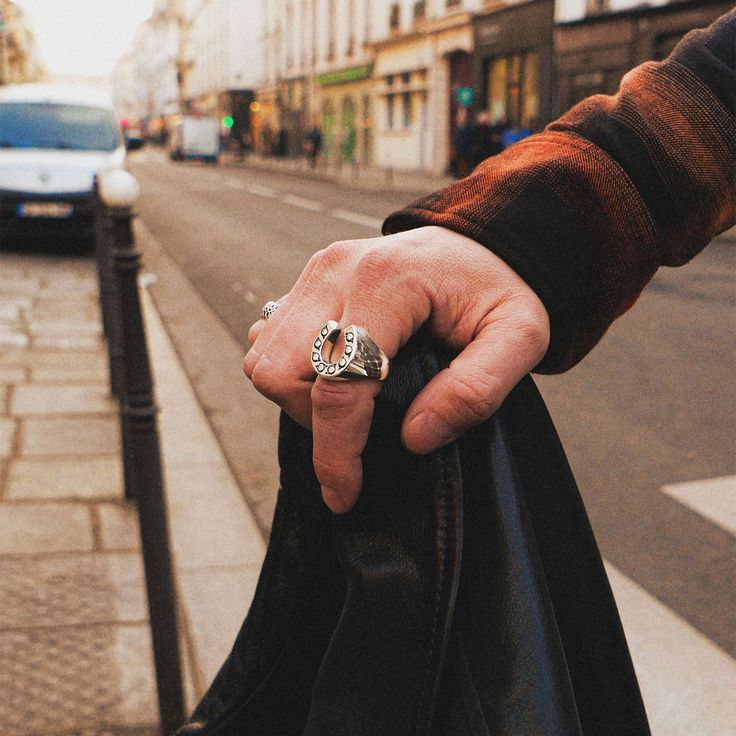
[322,487,348,514]
[402,412,454,454]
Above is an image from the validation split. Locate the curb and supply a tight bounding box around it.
[142,287,266,704]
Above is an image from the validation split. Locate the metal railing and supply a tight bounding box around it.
[93,171,185,734]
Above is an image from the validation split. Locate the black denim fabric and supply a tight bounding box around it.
[175,337,650,735]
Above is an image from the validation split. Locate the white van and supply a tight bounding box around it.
[0,83,137,246]
[169,115,220,164]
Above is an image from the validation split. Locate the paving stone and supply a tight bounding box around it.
[31,301,100,322]
[21,416,120,456]
[31,364,108,383]
[98,503,140,550]
[0,349,107,369]
[0,418,16,459]
[0,503,93,554]
[28,319,103,337]
[0,553,146,627]
[11,384,113,416]
[6,456,122,500]
[0,303,21,322]
[32,334,102,351]
[0,277,41,294]
[0,366,26,383]
[0,624,158,733]
[0,330,29,348]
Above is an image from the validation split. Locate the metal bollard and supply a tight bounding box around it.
[93,177,125,399]
[98,171,186,734]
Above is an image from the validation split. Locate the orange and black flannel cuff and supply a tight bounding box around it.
[383,10,736,374]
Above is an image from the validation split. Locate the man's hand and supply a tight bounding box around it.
[244,226,549,514]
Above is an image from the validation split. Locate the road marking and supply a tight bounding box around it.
[282,194,323,212]
[605,562,736,735]
[247,184,277,198]
[662,475,736,535]
[332,209,383,230]
[225,178,247,190]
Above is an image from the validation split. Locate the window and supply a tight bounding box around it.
[389,3,400,31]
[413,1,426,20]
[485,50,540,127]
[402,92,413,128]
[386,94,395,129]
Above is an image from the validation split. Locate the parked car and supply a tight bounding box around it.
[168,115,220,164]
[0,83,141,249]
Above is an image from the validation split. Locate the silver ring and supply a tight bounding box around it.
[260,301,281,320]
[310,321,389,381]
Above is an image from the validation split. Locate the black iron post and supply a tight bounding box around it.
[108,203,186,733]
[93,178,125,399]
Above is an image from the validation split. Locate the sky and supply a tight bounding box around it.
[17,0,155,78]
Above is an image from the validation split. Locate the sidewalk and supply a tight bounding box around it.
[0,248,266,735]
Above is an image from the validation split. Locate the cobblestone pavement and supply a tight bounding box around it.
[0,251,159,735]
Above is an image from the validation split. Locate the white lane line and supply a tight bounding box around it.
[662,475,736,536]
[224,178,247,190]
[332,209,383,230]
[247,184,277,198]
[605,562,736,736]
[282,194,323,212]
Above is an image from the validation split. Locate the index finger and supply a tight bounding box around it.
[310,377,380,513]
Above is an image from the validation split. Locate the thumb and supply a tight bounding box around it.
[401,302,549,454]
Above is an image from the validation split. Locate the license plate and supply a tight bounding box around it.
[17,202,74,218]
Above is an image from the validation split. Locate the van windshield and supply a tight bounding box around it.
[0,103,121,151]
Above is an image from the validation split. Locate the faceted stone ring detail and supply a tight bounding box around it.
[260,301,281,320]
[310,320,390,381]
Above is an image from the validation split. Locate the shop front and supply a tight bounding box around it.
[554,0,732,117]
[314,65,373,166]
[473,0,554,133]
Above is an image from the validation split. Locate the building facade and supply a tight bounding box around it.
[0,0,45,85]
[112,3,181,137]
[554,0,732,116]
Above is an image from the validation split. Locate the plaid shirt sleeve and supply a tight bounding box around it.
[382,10,735,373]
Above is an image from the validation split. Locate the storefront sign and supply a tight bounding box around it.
[316,65,372,87]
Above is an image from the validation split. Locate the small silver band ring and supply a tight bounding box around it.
[260,301,281,320]
[310,321,389,381]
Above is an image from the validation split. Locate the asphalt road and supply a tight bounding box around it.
[131,149,735,659]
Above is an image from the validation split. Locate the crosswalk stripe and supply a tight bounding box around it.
[605,562,736,735]
[661,475,736,536]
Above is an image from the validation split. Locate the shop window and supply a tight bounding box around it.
[485,50,540,129]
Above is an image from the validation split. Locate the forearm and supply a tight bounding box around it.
[383,10,735,373]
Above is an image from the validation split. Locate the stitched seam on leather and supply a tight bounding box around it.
[414,448,451,735]
[457,631,492,736]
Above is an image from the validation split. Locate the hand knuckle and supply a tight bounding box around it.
[250,357,283,401]
[312,380,355,419]
[452,373,502,424]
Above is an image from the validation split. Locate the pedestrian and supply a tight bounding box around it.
[470,110,500,169]
[304,120,322,167]
[244,9,734,515]
[451,107,475,178]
